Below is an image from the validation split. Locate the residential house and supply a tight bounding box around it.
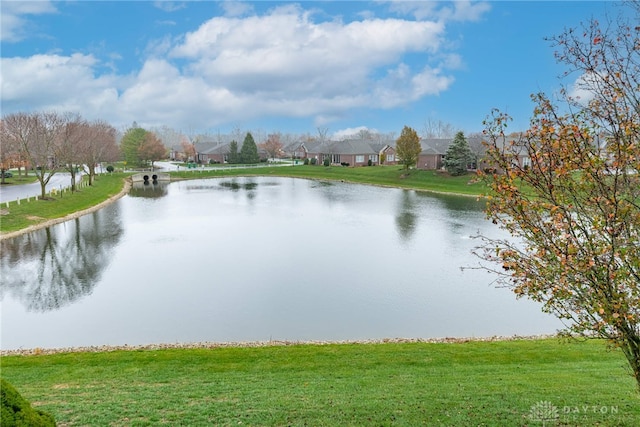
[416,136,499,171]
[417,139,450,170]
[374,143,398,165]
[196,143,226,163]
[475,135,532,173]
[304,139,396,166]
[193,141,223,163]
[284,140,324,160]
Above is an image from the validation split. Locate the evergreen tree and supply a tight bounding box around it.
[444,131,474,176]
[228,140,239,164]
[395,125,421,170]
[121,126,147,166]
[239,132,259,164]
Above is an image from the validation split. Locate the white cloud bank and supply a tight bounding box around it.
[1,2,489,131]
[0,0,57,42]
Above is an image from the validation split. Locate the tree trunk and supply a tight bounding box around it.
[40,180,47,199]
[620,330,640,391]
[69,167,77,192]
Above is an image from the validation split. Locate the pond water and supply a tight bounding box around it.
[0,177,562,350]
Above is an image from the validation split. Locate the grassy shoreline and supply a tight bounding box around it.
[0,173,131,236]
[0,166,484,236]
[171,164,487,196]
[2,339,638,426]
[2,167,639,425]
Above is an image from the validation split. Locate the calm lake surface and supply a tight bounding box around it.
[0,177,562,350]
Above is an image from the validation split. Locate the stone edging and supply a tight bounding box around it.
[0,335,560,356]
[0,178,132,241]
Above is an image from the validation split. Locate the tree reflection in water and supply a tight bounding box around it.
[129,181,169,198]
[395,190,418,242]
[0,203,123,312]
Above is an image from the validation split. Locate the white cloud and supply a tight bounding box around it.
[1,3,489,131]
[220,1,255,17]
[567,72,598,105]
[1,0,57,42]
[1,54,120,115]
[332,126,378,140]
[153,1,187,13]
[385,1,491,22]
[445,1,492,22]
[167,6,449,123]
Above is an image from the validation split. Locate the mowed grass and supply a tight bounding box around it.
[171,164,487,196]
[0,173,128,234]
[0,171,39,185]
[2,339,638,426]
[1,166,483,235]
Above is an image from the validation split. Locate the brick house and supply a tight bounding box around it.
[305,139,395,166]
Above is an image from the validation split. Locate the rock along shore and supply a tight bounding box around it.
[1,335,559,356]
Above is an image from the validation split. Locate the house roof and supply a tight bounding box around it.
[334,139,377,155]
[306,139,391,156]
[419,136,489,156]
[420,138,450,155]
[200,142,229,155]
[194,141,221,153]
[283,139,323,154]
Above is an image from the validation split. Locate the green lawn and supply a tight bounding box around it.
[172,164,487,196]
[0,165,486,235]
[1,167,638,424]
[0,171,39,185]
[0,173,128,234]
[1,339,638,426]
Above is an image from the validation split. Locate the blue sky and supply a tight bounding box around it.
[0,1,620,139]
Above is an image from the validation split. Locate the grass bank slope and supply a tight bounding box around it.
[0,173,129,236]
[0,166,483,236]
[2,339,638,426]
[171,164,486,196]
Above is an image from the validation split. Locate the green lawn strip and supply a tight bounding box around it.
[0,173,129,234]
[171,165,487,196]
[1,167,486,235]
[0,172,39,185]
[2,339,637,426]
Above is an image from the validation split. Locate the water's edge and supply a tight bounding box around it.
[1,335,560,356]
[0,179,132,241]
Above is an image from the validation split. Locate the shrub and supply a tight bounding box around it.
[303,158,310,165]
[1,379,56,426]
[323,158,330,167]
[310,158,317,165]
[106,165,114,173]
[368,159,372,166]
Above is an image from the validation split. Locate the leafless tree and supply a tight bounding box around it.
[81,120,119,185]
[56,112,86,192]
[422,118,455,138]
[317,126,330,142]
[3,111,66,198]
[0,119,19,183]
